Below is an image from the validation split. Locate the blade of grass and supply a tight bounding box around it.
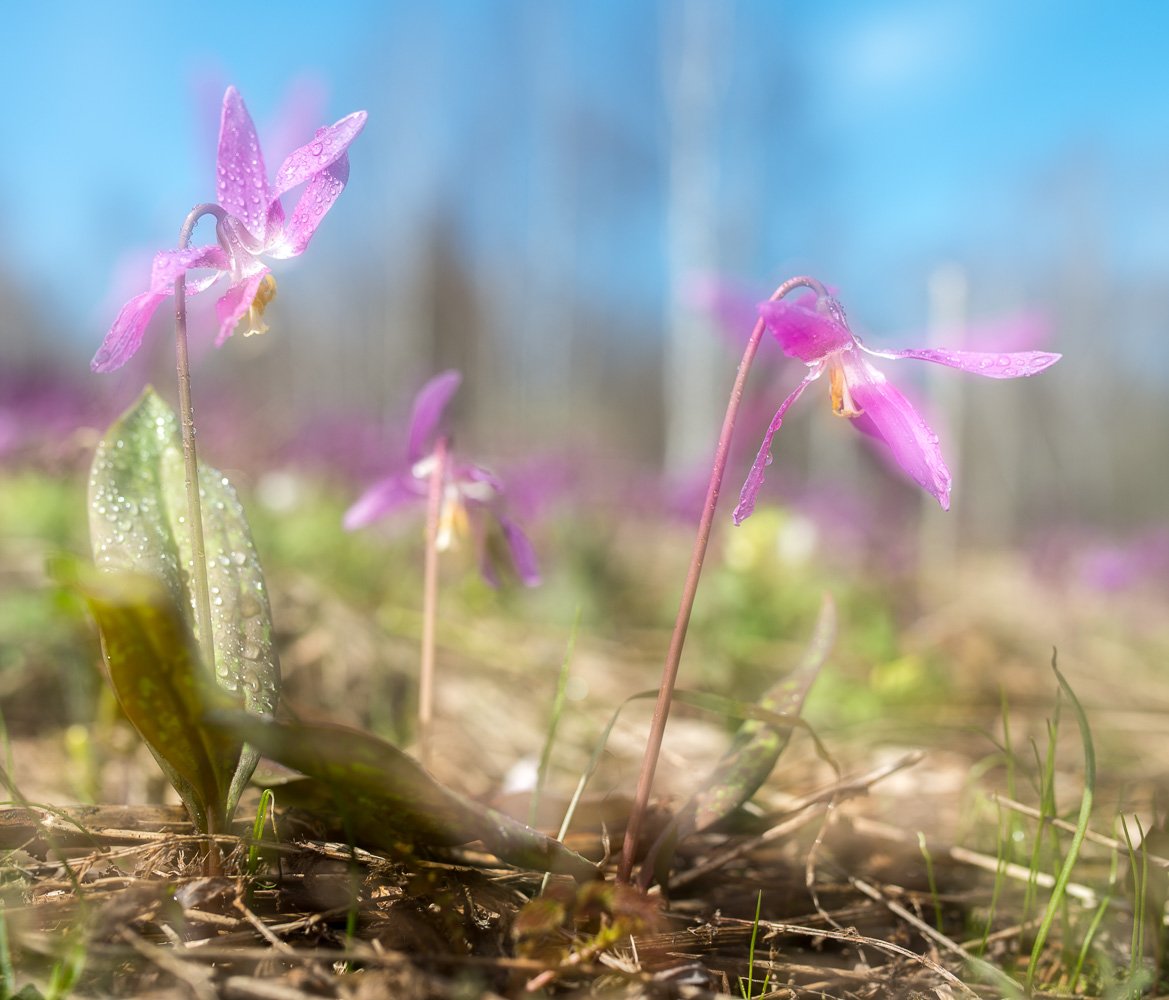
[917,831,945,933]
[1024,653,1095,994]
[1069,838,1120,993]
[530,610,580,829]
[1121,815,1147,988]
[1001,685,1018,862]
[740,889,764,1000]
[244,787,277,908]
[976,799,1010,958]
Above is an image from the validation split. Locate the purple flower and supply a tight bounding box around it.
[734,291,1061,523]
[344,371,541,587]
[92,86,367,373]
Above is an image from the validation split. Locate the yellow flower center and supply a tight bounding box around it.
[828,359,864,418]
[436,486,469,552]
[241,273,278,337]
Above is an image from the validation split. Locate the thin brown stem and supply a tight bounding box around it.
[419,436,449,771]
[616,275,826,884]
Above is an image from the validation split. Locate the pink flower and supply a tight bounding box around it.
[92,86,367,373]
[344,371,541,587]
[734,291,1061,523]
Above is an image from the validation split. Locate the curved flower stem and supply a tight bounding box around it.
[419,436,449,771]
[616,275,827,885]
[174,204,229,683]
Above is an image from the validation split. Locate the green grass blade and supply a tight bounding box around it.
[740,889,764,1000]
[1024,653,1095,994]
[530,610,579,829]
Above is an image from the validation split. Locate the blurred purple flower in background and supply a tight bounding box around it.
[344,370,541,587]
[92,86,367,373]
[734,290,1061,523]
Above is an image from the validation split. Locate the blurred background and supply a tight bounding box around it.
[3,0,1166,549]
[4,13,1169,976]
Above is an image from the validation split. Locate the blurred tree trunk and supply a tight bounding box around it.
[661,0,729,478]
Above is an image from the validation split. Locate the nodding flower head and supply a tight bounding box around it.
[344,370,541,588]
[734,287,1061,524]
[92,86,367,373]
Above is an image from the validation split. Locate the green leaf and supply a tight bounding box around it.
[73,567,239,832]
[87,387,279,815]
[217,713,600,881]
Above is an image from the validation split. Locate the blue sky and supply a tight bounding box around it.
[5,0,1169,359]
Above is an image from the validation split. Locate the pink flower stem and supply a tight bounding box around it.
[174,203,229,872]
[419,436,450,771]
[174,207,231,676]
[616,275,827,885]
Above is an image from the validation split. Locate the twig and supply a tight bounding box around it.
[670,750,924,891]
[993,793,1169,867]
[848,815,1103,908]
[119,928,217,1000]
[715,914,981,998]
[848,874,1020,996]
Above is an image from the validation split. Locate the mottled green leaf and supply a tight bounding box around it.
[218,714,599,881]
[75,568,239,832]
[642,593,836,888]
[87,387,279,814]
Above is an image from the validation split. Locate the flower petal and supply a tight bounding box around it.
[408,370,462,463]
[759,296,853,364]
[271,110,368,201]
[269,153,351,259]
[841,352,952,509]
[456,461,506,497]
[343,472,424,530]
[864,345,1062,379]
[733,373,817,525]
[496,512,541,586]
[216,87,272,241]
[91,290,168,372]
[214,269,270,346]
[150,245,230,293]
